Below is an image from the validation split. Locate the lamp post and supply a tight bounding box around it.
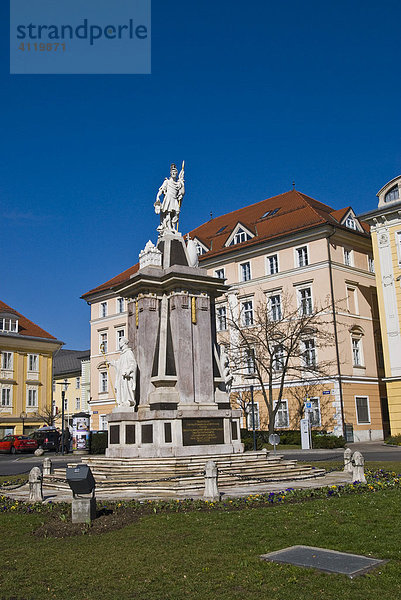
[20,411,27,435]
[56,381,70,455]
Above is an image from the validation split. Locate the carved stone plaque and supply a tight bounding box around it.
[182,418,224,446]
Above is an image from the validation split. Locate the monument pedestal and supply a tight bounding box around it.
[105,405,243,458]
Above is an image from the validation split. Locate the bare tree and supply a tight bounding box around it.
[36,405,59,427]
[290,380,336,430]
[226,292,335,435]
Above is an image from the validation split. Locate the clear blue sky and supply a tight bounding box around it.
[1,0,401,349]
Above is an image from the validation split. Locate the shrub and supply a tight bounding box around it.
[240,430,264,451]
[311,433,346,449]
[90,431,108,454]
[385,434,401,446]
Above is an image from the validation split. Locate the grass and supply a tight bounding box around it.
[1,471,401,599]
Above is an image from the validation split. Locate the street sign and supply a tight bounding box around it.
[322,390,330,395]
[269,434,280,446]
[305,402,312,409]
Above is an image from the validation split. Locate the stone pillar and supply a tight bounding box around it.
[71,497,96,524]
[343,448,353,473]
[28,467,43,502]
[203,460,219,501]
[43,457,52,476]
[351,451,366,484]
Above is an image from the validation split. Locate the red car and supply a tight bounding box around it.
[0,435,38,454]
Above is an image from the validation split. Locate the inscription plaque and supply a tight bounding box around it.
[142,424,153,444]
[126,424,135,444]
[182,418,224,446]
[109,424,120,445]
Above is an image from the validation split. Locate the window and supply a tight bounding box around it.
[267,254,279,275]
[296,246,308,267]
[0,317,18,332]
[302,339,316,367]
[352,338,363,366]
[240,262,251,282]
[246,402,260,430]
[244,348,255,375]
[1,388,11,407]
[117,298,125,313]
[345,216,357,230]
[355,396,370,424]
[216,226,227,234]
[269,294,282,321]
[100,371,108,393]
[28,354,38,372]
[76,397,81,410]
[117,329,125,347]
[231,227,251,245]
[76,377,80,390]
[99,415,108,431]
[195,242,207,256]
[384,185,399,203]
[217,306,227,331]
[274,400,289,428]
[99,332,108,354]
[299,287,313,316]
[368,256,375,273]
[1,352,13,370]
[27,389,37,407]
[242,300,254,327]
[215,268,225,279]
[272,345,285,371]
[344,248,352,266]
[100,302,107,318]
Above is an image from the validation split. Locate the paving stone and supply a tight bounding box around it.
[260,545,387,578]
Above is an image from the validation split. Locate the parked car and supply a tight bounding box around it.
[0,435,38,454]
[32,427,60,451]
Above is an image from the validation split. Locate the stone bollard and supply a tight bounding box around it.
[203,460,220,502]
[344,448,353,473]
[351,451,366,484]
[43,457,52,476]
[28,467,43,502]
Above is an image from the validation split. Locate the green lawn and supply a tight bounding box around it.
[1,483,401,600]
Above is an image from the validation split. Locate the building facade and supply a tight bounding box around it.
[0,300,62,437]
[360,175,401,435]
[83,189,386,441]
[53,349,90,427]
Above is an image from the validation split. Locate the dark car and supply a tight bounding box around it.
[32,428,60,451]
[0,435,38,454]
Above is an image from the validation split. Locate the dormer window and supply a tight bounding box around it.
[0,317,18,333]
[345,216,357,230]
[226,224,254,247]
[193,238,209,256]
[385,185,399,203]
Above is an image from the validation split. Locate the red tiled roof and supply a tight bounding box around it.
[81,263,140,299]
[188,190,369,259]
[0,300,58,340]
[82,189,370,299]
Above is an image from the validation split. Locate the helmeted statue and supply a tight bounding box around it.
[154,161,185,233]
[108,337,137,407]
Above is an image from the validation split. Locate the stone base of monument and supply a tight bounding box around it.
[105,406,244,458]
[44,451,326,497]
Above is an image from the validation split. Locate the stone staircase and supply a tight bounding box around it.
[43,451,325,496]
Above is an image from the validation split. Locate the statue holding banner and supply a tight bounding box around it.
[108,337,137,407]
[154,161,185,233]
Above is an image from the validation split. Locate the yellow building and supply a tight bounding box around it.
[0,300,62,436]
[361,175,401,435]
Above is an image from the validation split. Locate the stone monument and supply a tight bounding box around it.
[105,162,243,458]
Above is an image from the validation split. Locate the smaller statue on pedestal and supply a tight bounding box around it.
[108,337,137,407]
[154,161,185,234]
[220,345,233,395]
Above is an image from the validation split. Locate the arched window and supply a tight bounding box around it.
[384,185,399,203]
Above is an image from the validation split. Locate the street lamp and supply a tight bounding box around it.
[20,411,27,435]
[56,381,70,455]
[244,375,257,451]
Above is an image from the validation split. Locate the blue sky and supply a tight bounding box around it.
[1,0,401,349]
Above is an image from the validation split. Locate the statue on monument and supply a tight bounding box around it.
[220,345,233,395]
[154,161,185,234]
[108,337,137,407]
